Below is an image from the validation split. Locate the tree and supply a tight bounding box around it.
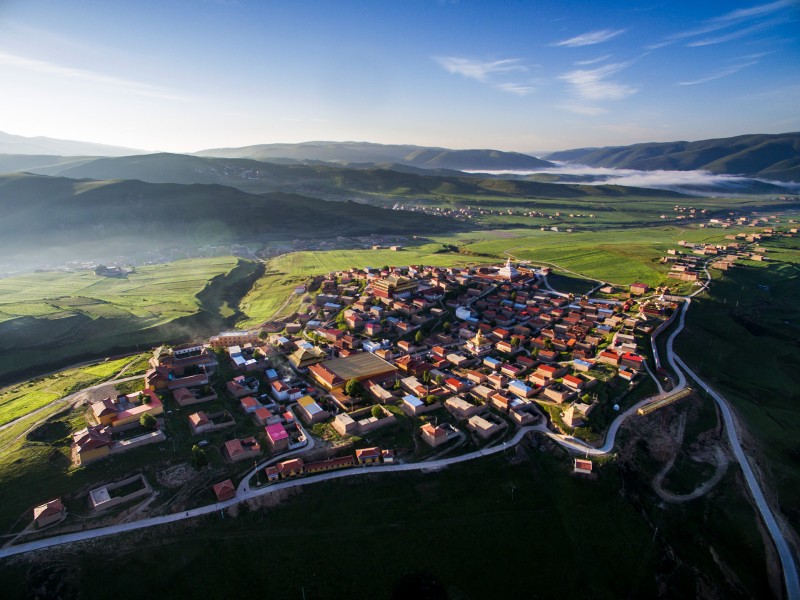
[414,330,424,344]
[393,379,402,391]
[344,378,364,399]
[511,291,517,301]
[138,392,151,405]
[425,394,439,406]
[140,413,157,430]
[371,405,383,419]
[442,321,451,333]
[434,374,444,385]
[258,330,268,340]
[191,445,208,468]
[510,336,520,348]
[421,370,432,384]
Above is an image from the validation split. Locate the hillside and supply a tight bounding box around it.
[0,130,147,157]
[194,140,554,171]
[546,132,800,181]
[0,173,459,268]
[1,152,684,201]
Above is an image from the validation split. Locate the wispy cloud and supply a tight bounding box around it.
[433,56,527,82]
[494,82,536,96]
[554,29,626,47]
[434,56,536,96]
[574,54,611,66]
[559,62,638,100]
[678,60,759,85]
[0,51,182,100]
[687,18,783,46]
[650,0,794,48]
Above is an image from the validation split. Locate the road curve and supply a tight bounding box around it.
[2,273,797,600]
[0,425,539,560]
[675,355,799,600]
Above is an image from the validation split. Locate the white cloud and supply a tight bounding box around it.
[687,19,781,46]
[0,51,182,100]
[678,61,758,85]
[495,82,536,96]
[652,0,793,48]
[574,54,611,66]
[554,29,626,47]
[433,56,526,82]
[559,62,638,100]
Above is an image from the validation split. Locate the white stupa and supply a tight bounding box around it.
[498,257,520,280]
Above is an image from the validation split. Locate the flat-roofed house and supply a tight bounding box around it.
[295,395,330,424]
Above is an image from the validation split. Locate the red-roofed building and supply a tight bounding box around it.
[277,458,305,478]
[213,479,236,501]
[33,498,65,528]
[224,436,261,462]
[355,446,382,464]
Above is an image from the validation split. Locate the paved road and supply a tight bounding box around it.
[0,424,539,560]
[2,268,797,600]
[675,355,799,600]
[0,375,141,435]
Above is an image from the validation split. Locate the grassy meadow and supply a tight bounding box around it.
[675,235,800,531]
[0,257,262,385]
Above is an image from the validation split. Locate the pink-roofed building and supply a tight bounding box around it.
[265,423,289,452]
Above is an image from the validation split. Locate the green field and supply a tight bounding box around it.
[0,257,262,385]
[675,235,800,532]
[459,226,748,286]
[237,244,479,327]
[0,447,769,600]
[0,355,144,428]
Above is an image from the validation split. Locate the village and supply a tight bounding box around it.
[21,222,795,536]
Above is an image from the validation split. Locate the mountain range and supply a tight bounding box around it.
[545,132,800,182]
[0,130,145,157]
[194,140,554,171]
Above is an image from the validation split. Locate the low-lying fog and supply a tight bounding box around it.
[469,164,798,196]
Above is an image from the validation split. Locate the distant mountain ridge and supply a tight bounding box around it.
[194,140,554,171]
[0,130,148,157]
[545,132,800,181]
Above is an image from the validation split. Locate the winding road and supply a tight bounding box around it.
[1,265,797,600]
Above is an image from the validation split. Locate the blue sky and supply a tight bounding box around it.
[0,0,798,153]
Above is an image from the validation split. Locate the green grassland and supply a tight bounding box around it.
[0,258,262,385]
[457,226,750,286]
[0,355,144,428]
[675,235,800,532]
[0,446,769,600]
[236,244,479,327]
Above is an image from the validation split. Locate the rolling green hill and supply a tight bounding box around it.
[194,140,554,171]
[546,132,800,181]
[1,153,686,202]
[0,173,459,259]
